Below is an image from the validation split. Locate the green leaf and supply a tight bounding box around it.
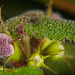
[5,16,75,42]
[0,67,43,75]
[25,18,75,41]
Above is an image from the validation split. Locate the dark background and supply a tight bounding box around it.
[0,0,75,20]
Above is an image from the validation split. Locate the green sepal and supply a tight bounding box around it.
[40,37,55,51]
[41,41,65,61]
[8,41,25,63]
[28,51,44,68]
[43,41,64,55]
[20,35,31,59]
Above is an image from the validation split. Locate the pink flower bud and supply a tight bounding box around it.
[51,12,63,20]
[0,33,14,58]
[0,33,12,44]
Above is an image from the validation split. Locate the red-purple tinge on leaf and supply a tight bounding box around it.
[0,33,14,58]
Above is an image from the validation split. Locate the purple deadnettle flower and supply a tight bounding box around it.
[0,33,14,58]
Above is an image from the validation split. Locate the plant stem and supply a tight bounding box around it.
[62,58,73,73]
[0,7,6,33]
[43,64,58,75]
[3,57,10,73]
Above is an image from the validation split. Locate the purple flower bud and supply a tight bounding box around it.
[0,33,14,58]
[0,33,12,44]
